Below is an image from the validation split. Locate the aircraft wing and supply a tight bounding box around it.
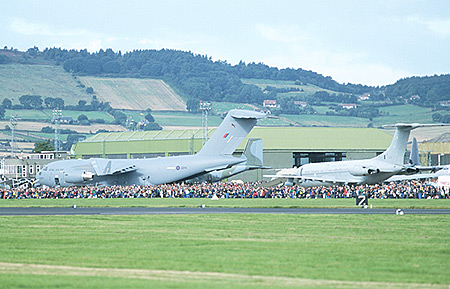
[90,159,137,176]
[203,163,241,173]
[264,174,352,185]
[386,167,450,182]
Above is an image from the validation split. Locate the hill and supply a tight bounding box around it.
[79,77,186,111]
[0,64,90,105]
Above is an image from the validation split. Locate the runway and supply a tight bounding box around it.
[1,207,450,216]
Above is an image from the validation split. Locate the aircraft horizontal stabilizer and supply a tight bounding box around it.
[228,109,268,119]
[382,123,450,130]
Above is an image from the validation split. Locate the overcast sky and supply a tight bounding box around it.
[2,0,450,86]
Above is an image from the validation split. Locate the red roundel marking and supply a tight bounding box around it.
[176,165,181,170]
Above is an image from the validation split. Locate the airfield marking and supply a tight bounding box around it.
[0,262,447,288]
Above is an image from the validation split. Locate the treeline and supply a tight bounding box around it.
[2,47,449,110]
[384,75,450,107]
[33,47,370,106]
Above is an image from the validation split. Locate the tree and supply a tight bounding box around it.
[2,98,12,109]
[432,112,442,122]
[143,122,162,131]
[77,114,88,122]
[144,112,154,122]
[19,95,43,108]
[63,134,86,151]
[44,97,64,108]
[102,60,121,73]
[34,140,54,153]
[443,114,450,124]
[186,98,200,112]
[0,55,11,64]
[41,126,54,133]
[111,110,127,125]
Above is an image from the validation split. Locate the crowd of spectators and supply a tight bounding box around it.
[0,180,448,200]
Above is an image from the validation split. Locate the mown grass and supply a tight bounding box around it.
[0,214,448,288]
[0,64,90,105]
[79,77,186,111]
[1,198,449,209]
[4,109,114,123]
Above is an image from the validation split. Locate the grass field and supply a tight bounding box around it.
[0,64,90,105]
[1,198,449,209]
[79,77,186,111]
[4,109,114,123]
[210,102,258,114]
[0,214,448,288]
[241,78,340,97]
[0,120,125,134]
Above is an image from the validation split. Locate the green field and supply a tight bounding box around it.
[0,214,448,288]
[0,64,91,105]
[242,78,339,97]
[372,105,435,126]
[210,102,258,114]
[79,77,186,111]
[5,109,114,123]
[1,198,449,209]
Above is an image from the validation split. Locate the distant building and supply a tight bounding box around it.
[409,95,420,101]
[60,116,74,124]
[0,151,68,180]
[359,93,370,101]
[420,133,450,166]
[263,100,278,108]
[440,100,450,107]
[52,116,73,124]
[294,101,307,107]
[340,103,357,109]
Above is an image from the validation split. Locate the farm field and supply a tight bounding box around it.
[0,121,125,134]
[79,77,186,111]
[0,64,90,105]
[241,78,340,97]
[5,109,114,123]
[120,110,223,128]
[210,102,258,114]
[0,214,448,288]
[281,114,371,127]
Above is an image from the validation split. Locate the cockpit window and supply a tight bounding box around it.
[43,167,48,171]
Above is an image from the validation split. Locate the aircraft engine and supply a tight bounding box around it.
[284,178,294,186]
[349,166,380,176]
[64,171,95,183]
[403,167,420,175]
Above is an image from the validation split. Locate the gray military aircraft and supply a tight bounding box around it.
[36,109,267,187]
[265,123,449,187]
[385,137,448,182]
[186,138,267,182]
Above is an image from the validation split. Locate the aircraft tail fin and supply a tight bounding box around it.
[197,109,267,156]
[409,137,420,166]
[240,138,264,168]
[376,123,449,165]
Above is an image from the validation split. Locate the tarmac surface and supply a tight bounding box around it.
[1,207,450,215]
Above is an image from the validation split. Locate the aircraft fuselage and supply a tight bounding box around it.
[37,154,243,187]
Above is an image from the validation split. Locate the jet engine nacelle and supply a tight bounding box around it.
[403,167,420,175]
[64,171,95,183]
[349,166,380,176]
[284,178,294,186]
